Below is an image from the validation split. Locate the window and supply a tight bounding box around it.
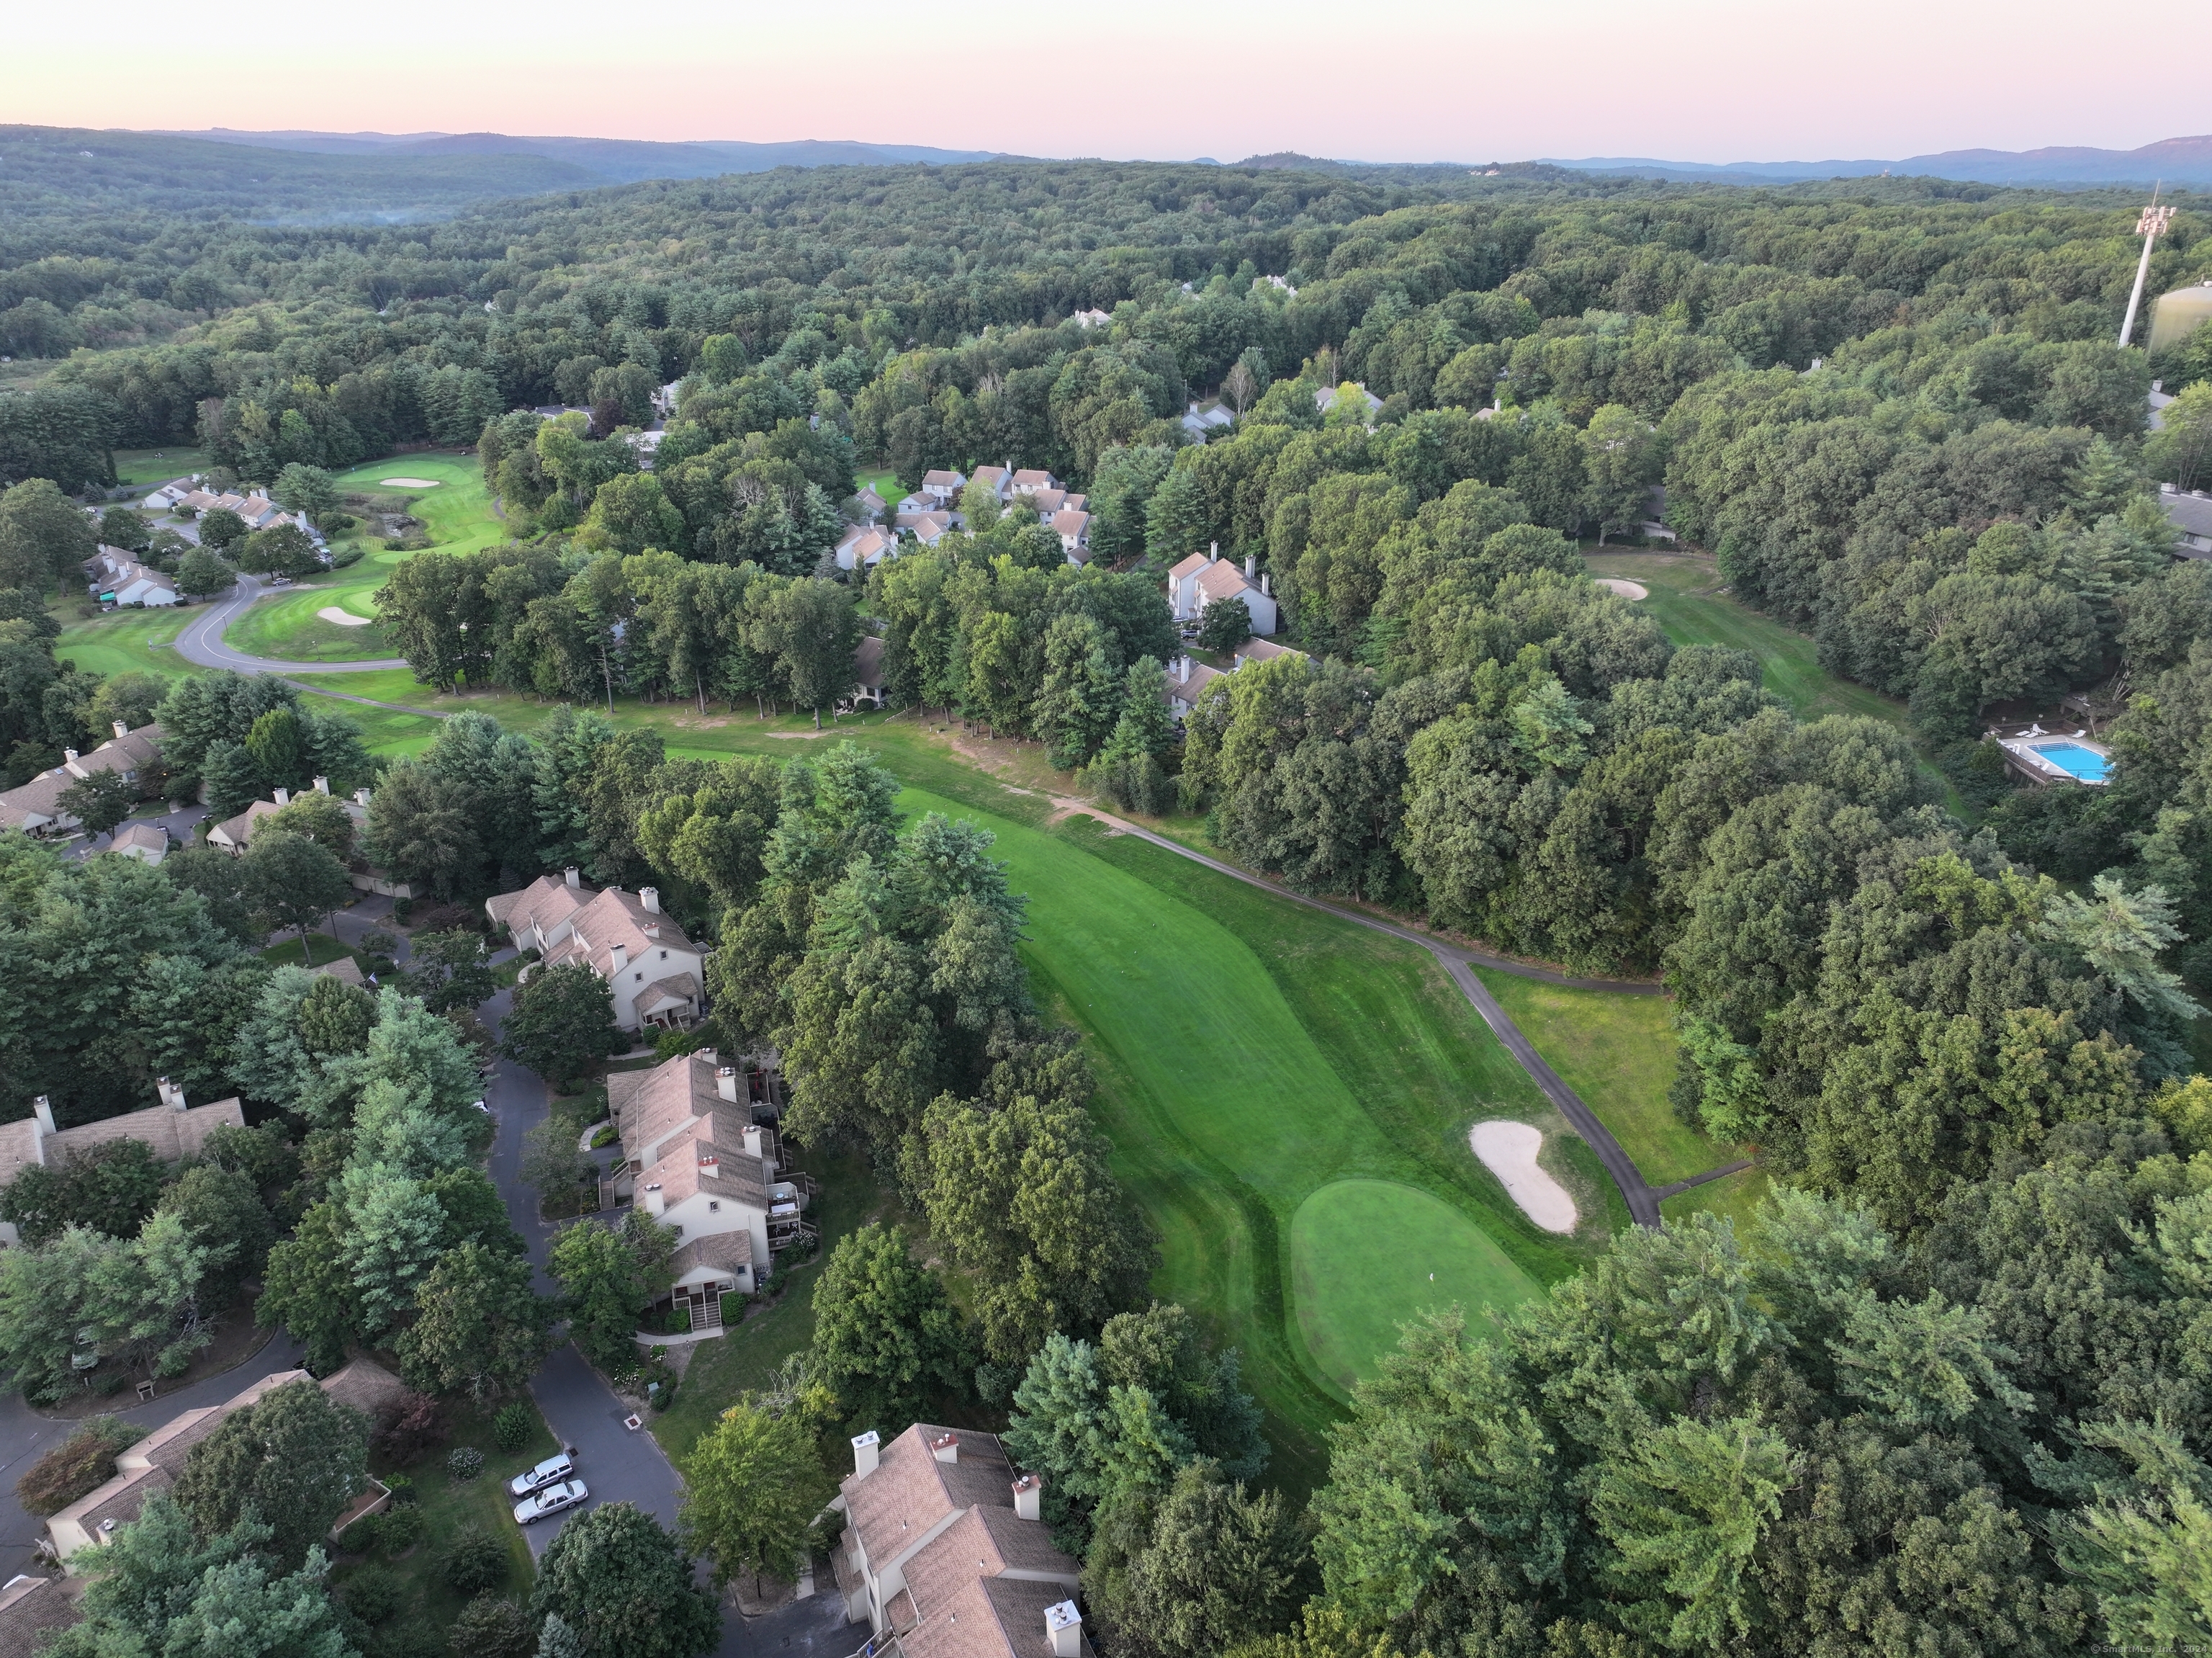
[708,1201,720,1212]
[660,949,668,959]
[670,1225,683,1238]
[634,971,642,982]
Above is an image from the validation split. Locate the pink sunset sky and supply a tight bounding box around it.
[4,0,2201,163]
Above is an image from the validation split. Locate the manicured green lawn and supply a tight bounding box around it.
[1585,550,1967,815]
[1289,1180,1537,1391]
[1660,1165,1771,1235]
[878,782,1584,1492]
[112,448,209,487]
[1472,972,1728,1187]
[53,606,192,681]
[1586,551,1909,730]
[225,454,505,663]
[258,931,359,969]
[857,470,902,506]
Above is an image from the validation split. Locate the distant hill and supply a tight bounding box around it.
[1546,134,2212,187]
[166,129,1004,184]
[0,127,603,228]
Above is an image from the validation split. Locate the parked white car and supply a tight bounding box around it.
[508,1453,576,1497]
[513,1478,588,1525]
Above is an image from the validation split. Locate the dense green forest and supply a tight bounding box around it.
[6,158,2212,1652]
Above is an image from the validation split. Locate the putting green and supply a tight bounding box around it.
[1290,1180,1539,1388]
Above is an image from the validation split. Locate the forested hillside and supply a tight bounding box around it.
[6,157,2212,1652]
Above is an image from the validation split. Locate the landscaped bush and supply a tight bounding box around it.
[343,1564,400,1623]
[445,1446,485,1484]
[439,1524,505,1595]
[373,1392,446,1463]
[589,1125,618,1150]
[448,1595,536,1658]
[493,1402,534,1452]
[670,1304,691,1335]
[15,1420,137,1515]
[381,1472,415,1506]
[718,1290,747,1326]
[341,1512,384,1555]
[374,1503,424,1554]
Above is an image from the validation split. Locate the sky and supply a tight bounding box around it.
[4,0,2204,164]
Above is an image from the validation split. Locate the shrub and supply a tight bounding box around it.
[590,1125,618,1150]
[670,1305,691,1335]
[89,1370,128,1396]
[446,1446,485,1484]
[718,1291,747,1326]
[382,1472,415,1506]
[650,1379,676,1412]
[441,1523,506,1595]
[493,1402,535,1453]
[342,1512,384,1554]
[344,1564,401,1623]
[376,1503,426,1554]
[374,1392,448,1464]
[16,1420,137,1515]
[447,1594,536,1658]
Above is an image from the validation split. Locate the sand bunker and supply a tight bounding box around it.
[379,477,440,488]
[1470,1121,1578,1233]
[1595,578,1648,600]
[318,606,373,627]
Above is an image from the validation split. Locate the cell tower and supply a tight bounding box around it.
[2119,185,2175,349]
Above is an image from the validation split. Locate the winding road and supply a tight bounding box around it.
[171,574,407,675]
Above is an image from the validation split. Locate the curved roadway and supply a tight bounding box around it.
[171,574,408,674]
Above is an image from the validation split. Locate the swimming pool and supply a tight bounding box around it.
[2031,742,2110,783]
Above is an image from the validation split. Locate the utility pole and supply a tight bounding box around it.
[2119,186,2174,349]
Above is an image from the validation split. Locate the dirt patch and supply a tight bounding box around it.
[1594,578,1648,600]
[40,1316,276,1420]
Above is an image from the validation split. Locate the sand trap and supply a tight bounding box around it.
[1470,1121,1578,1233]
[379,477,440,488]
[1595,578,1648,600]
[318,606,373,627]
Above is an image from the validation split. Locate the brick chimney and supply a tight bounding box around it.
[156,1077,186,1112]
[1046,1600,1082,1658]
[639,887,660,914]
[930,1430,959,1464]
[852,1430,880,1476]
[1012,1474,1042,1521]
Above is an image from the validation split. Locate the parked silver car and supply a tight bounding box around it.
[513,1478,588,1525]
[507,1452,575,1497]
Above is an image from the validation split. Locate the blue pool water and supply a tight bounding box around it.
[2031,742,2109,782]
